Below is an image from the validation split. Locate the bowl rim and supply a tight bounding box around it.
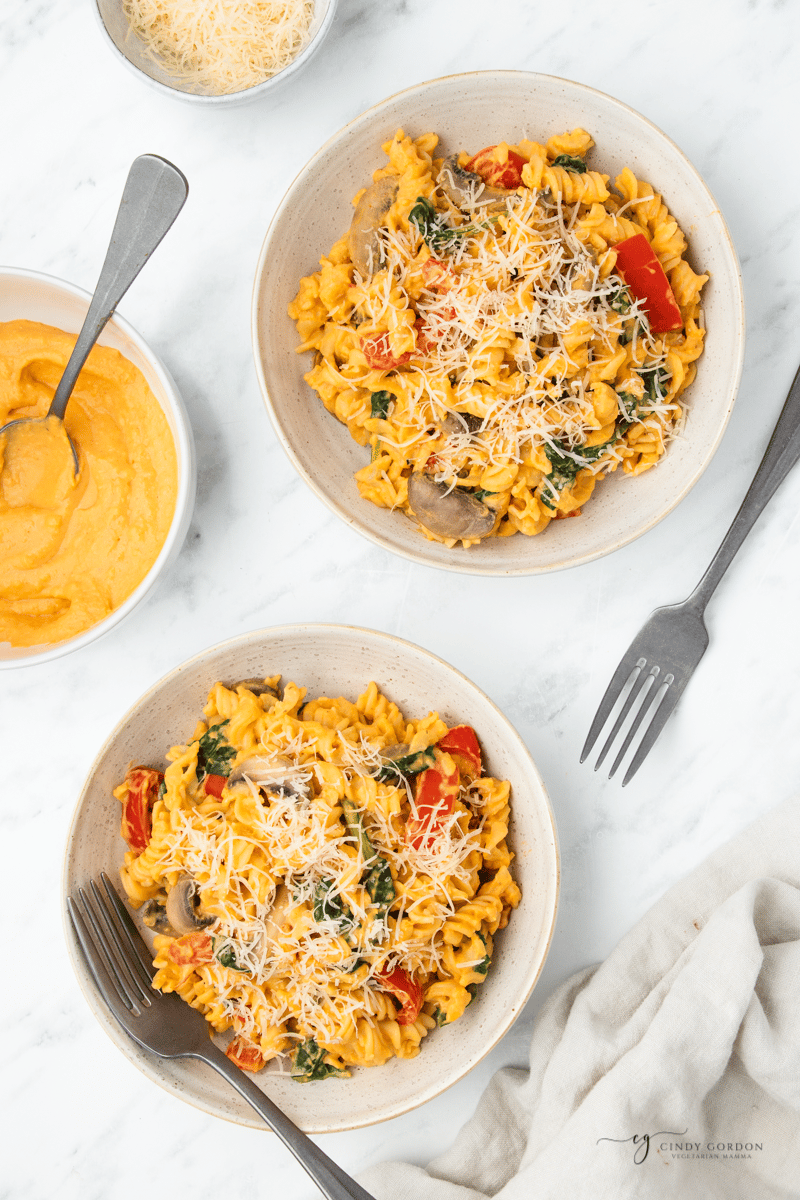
[61,621,560,1131]
[0,265,196,669]
[251,69,746,577]
[91,0,339,106]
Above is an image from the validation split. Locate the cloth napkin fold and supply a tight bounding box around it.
[360,796,800,1200]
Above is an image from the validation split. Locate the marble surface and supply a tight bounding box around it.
[2,0,799,1195]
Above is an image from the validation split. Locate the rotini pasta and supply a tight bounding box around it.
[288,128,708,546]
[115,677,520,1079]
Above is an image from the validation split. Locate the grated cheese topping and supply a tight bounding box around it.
[122,0,315,95]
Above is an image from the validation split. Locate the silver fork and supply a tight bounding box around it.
[68,874,377,1200]
[582,360,800,785]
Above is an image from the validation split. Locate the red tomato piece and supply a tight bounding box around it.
[377,966,424,1025]
[360,332,412,370]
[464,146,526,190]
[613,233,683,333]
[120,766,163,855]
[225,1036,265,1072]
[203,773,227,798]
[553,508,581,520]
[414,306,457,357]
[408,749,460,850]
[167,932,214,967]
[414,317,437,357]
[437,725,482,782]
[421,257,454,292]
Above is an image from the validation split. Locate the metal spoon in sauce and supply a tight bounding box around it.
[0,154,188,475]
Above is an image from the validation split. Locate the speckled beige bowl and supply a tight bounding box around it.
[252,71,745,575]
[62,624,559,1132]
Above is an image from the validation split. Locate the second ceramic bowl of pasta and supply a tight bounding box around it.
[252,70,745,575]
[63,624,559,1132]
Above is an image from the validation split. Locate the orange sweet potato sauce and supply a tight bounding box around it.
[0,319,177,648]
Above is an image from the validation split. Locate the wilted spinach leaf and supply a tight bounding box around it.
[370,390,393,419]
[291,1038,347,1083]
[313,879,353,931]
[196,722,236,779]
[551,154,587,173]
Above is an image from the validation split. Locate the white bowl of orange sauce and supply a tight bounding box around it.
[0,267,196,667]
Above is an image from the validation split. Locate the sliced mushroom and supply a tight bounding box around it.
[228,754,303,800]
[141,897,175,935]
[440,411,483,437]
[380,743,411,763]
[407,473,496,541]
[437,155,507,210]
[233,677,280,700]
[348,177,398,277]
[165,874,216,936]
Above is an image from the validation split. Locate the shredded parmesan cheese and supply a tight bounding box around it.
[123,0,315,95]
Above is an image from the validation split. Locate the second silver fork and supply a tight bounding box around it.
[582,359,800,784]
[68,874,377,1200]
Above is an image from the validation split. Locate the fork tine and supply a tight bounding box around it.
[621,675,684,786]
[580,655,647,762]
[76,885,148,1009]
[99,872,156,988]
[68,894,137,1020]
[607,668,665,779]
[592,660,654,770]
[87,880,153,1004]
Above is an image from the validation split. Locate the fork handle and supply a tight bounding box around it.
[190,1043,377,1200]
[687,360,800,612]
[49,155,188,422]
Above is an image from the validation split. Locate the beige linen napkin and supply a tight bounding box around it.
[360,796,800,1200]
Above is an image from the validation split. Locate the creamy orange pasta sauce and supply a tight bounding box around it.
[0,319,177,648]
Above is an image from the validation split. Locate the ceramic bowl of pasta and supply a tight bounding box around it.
[253,71,744,575]
[93,0,338,106]
[63,624,558,1131]
[0,267,196,667]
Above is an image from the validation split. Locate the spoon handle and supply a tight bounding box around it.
[50,155,188,421]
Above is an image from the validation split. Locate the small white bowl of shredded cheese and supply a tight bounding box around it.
[93,0,337,105]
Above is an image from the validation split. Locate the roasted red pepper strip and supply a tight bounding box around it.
[360,332,412,370]
[203,773,227,798]
[408,749,460,850]
[377,966,424,1025]
[225,1036,265,1072]
[464,145,526,190]
[166,932,214,967]
[437,725,482,782]
[613,233,683,333]
[120,766,163,854]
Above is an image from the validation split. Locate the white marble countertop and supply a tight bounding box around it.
[2,1,800,1196]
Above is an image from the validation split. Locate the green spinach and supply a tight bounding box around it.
[313,879,353,931]
[291,1038,347,1083]
[551,154,587,173]
[376,745,436,782]
[540,438,613,509]
[196,721,236,780]
[409,196,497,256]
[214,942,250,973]
[364,858,396,915]
[370,390,393,419]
